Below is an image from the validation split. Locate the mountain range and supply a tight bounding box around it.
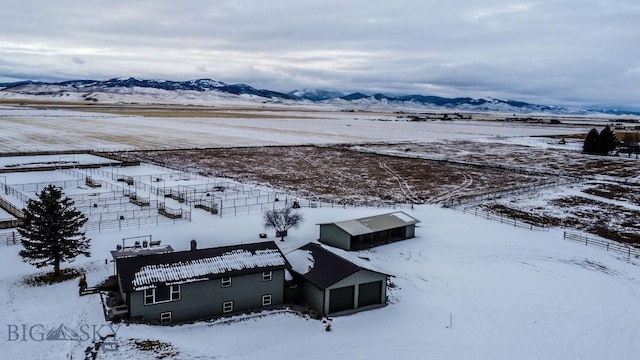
[1,77,638,115]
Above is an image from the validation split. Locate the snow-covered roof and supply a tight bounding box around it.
[116,241,289,292]
[287,249,315,275]
[320,211,420,236]
[287,242,388,289]
[110,245,174,259]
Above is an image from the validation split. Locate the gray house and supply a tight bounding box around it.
[318,211,420,250]
[288,242,389,316]
[113,241,290,324]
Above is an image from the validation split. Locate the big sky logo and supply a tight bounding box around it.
[6,323,121,351]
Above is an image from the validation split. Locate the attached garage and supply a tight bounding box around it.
[329,286,355,313]
[358,281,383,307]
[287,242,389,316]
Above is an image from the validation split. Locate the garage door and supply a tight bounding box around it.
[358,281,383,307]
[329,285,355,314]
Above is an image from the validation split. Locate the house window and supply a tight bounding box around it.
[262,294,272,306]
[160,311,172,325]
[154,286,171,302]
[221,277,232,288]
[144,289,154,305]
[144,285,181,305]
[222,301,234,313]
[171,285,181,300]
[262,271,272,281]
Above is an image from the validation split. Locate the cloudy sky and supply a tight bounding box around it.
[1,1,639,109]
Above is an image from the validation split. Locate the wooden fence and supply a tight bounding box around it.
[563,232,640,260]
[446,205,549,231]
[0,230,22,246]
[443,178,581,208]
[84,211,191,233]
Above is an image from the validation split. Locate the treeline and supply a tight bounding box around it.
[583,125,618,154]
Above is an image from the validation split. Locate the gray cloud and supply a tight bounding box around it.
[1,0,639,109]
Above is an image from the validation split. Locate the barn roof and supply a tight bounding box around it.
[116,241,289,292]
[319,211,420,236]
[288,242,388,289]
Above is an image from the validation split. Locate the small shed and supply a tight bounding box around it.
[318,211,420,250]
[288,242,389,316]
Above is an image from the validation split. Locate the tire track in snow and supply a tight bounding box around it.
[429,172,473,204]
[378,162,421,204]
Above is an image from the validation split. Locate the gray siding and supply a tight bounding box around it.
[406,224,416,238]
[128,270,285,323]
[319,224,351,250]
[300,280,325,315]
[298,269,388,316]
[323,269,387,315]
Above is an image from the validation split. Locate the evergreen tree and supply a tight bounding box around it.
[18,185,90,277]
[597,125,617,154]
[263,206,304,241]
[583,128,600,153]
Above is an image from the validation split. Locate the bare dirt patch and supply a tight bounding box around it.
[130,339,180,359]
[484,183,640,245]
[582,183,640,206]
[114,142,640,245]
[24,268,82,286]
[119,145,550,205]
[549,195,640,244]
[365,140,640,180]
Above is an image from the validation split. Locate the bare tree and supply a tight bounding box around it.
[263,206,304,241]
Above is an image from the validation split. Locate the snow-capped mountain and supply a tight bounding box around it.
[0,77,262,94]
[2,77,637,115]
[287,89,345,101]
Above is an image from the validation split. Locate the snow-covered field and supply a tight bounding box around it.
[0,102,639,359]
[1,199,639,359]
[0,105,596,152]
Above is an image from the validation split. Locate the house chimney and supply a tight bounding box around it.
[190,239,197,251]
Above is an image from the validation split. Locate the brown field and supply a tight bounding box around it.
[116,143,640,245]
[118,145,550,204]
[2,99,637,243]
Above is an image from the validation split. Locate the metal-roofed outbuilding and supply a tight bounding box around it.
[318,211,420,250]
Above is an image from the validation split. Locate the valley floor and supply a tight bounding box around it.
[0,102,639,359]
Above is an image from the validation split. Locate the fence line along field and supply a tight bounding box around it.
[117,142,640,245]
[1,102,639,245]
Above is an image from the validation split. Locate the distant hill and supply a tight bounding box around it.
[2,77,639,115]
